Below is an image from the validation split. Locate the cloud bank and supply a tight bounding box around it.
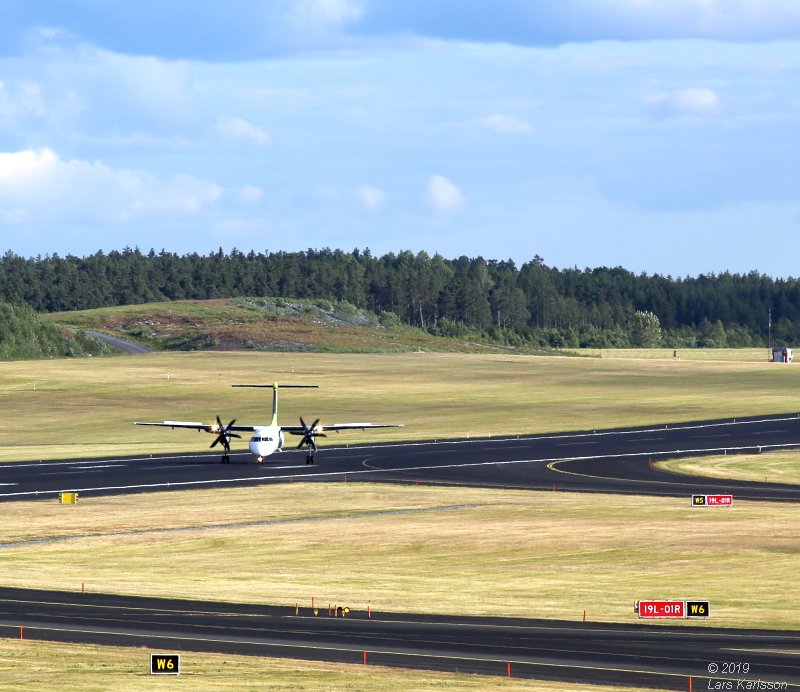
[0,147,222,223]
[646,88,722,119]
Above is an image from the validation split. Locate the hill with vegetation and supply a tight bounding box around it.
[45,297,556,354]
[0,301,110,360]
[3,247,795,349]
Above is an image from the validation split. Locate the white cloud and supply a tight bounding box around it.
[0,80,49,123]
[0,147,58,188]
[358,184,384,210]
[216,117,272,147]
[37,27,62,40]
[427,175,465,212]
[76,48,197,131]
[603,0,800,40]
[287,0,365,30]
[646,87,721,118]
[238,185,264,204]
[0,147,222,223]
[478,113,534,135]
[0,43,198,137]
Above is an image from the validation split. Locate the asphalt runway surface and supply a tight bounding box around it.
[1,413,799,502]
[2,414,799,689]
[1,587,798,689]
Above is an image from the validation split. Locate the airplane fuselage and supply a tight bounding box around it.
[248,425,285,460]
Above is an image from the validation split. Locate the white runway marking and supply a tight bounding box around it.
[144,465,207,471]
[70,464,122,470]
[40,470,110,476]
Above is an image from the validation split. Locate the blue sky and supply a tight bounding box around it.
[1,1,799,277]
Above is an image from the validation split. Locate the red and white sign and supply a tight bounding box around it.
[705,494,732,506]
[637,600,686,618]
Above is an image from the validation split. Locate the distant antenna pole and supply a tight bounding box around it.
[768,307,772,356]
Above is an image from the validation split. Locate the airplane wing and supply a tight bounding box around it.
[134,421,259,433]
[281,422,404,435]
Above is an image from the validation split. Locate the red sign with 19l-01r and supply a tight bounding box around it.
[638,600,685,618]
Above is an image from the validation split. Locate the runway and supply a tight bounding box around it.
[1,415,799,689]
[1,413,799,502]
[1,588,798,689]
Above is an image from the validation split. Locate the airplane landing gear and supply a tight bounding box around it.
[221,454,230,464]
[306,454,315,464]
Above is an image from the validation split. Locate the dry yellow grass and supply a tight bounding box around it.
[2,350,800,461]
[0,639,667,691]
[0,483,796,630]
[0,351,795,689]
[657,450,800,485]
[579,348,772,362]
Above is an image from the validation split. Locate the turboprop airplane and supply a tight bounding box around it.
[134,383,403,464]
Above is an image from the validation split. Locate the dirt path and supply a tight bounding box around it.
[83,330,151,355]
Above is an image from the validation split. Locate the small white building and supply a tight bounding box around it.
[772,346,793,363]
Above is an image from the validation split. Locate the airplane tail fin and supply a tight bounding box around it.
[232,383,319,426]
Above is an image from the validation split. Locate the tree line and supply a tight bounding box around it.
[0,301,111,360]
[0,247,796,349]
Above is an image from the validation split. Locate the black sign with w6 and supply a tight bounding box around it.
[150,653,180,674]
[685,601,710,618]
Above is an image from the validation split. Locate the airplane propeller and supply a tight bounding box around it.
[297,417,326,454]
[210,415,241,453]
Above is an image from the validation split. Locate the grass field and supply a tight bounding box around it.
[578,348,774,362]
[1,349,797,691]
[1,350,799,462]
[1,483,796,630]
[0,639,668,691]
[657,450,800,485]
